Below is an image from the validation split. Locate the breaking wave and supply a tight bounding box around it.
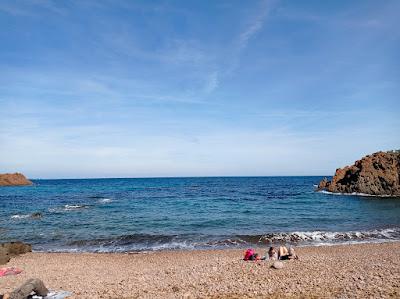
[10,214,31,219]
[48,204,89,213]
[37,234,198,252]
[98,198,112,203]
[63,204,88,210]
[318,190,397,198]
[236,227,400,245]
[32,227,400,253]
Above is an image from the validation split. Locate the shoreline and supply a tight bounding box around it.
[28,238,400,253]
[1,242,399,298]
[25,226,400,253]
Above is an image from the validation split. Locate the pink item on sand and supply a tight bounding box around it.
[0,267,23,277]
[243,248,255,261]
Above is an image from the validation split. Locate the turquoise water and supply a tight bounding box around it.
[1,177,399,252]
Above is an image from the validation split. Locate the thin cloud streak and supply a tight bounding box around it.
[225,0,274,75]
[237,0,272,51]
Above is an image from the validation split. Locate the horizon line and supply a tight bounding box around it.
[29,175,331,180]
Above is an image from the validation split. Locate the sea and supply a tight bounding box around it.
[1,177,400,252]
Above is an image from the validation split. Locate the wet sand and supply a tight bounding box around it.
[1,242,399,298]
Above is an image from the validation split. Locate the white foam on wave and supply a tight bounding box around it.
[49,205,87,212]
[34,241,197,253]
[318,190,396,198]
[299,239,400,248]
[150,241,196,251]
[11,214,30,219]
[98,198,112,203]
[34,248,82,253]
[258,227,400,245]
[63,204,87,211]
[31,228,400,253]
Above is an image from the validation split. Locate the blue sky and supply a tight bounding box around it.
[0,0,399,178]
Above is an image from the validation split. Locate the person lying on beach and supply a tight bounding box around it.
[267,246,278,260]
[243,249,266,261]
[0,278,48,299]
[278,246,299,260]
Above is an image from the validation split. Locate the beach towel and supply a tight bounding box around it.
[0,267,23,277]
[31,290,72,299]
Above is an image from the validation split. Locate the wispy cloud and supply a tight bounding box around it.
[0,67,210,105]
[275,1,399,30]
[0,2,35,16]
[226,0,274,74]
[237,0,272,51]
[0,0,66,16]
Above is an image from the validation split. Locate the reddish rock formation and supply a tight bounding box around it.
[0,242,32,265]
[0,173,32,186]
[318,151,400,196]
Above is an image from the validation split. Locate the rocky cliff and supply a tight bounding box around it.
[0,242,32,265]
[317,151,400,196]
[0,173,33,186]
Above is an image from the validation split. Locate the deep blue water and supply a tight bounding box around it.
[1,177,400,252]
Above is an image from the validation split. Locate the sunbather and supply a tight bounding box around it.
[278,245,298,260]
[267,246,278,260]
[278,245,289,259]
[0,278,48,299]
[243,249,266,261]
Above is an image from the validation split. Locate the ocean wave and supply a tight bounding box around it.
[48,204,89,213]
[236,228,400,245]
[48,234,201,252]
[98,198,112,203]
[31,227,400,253]
[146,242,195,251]
[318,190,397,198]
[10,212,42,220]
[64,204,87,210]
[67,234,177,247]
[11,214,31,219]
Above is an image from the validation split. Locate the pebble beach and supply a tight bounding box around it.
[1,242,399,298]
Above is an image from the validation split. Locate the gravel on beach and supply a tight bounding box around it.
[1,242,399,298]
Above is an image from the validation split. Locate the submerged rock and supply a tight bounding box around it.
[0,173,32,187]
[31,212,43,219]
[317,151,400,197]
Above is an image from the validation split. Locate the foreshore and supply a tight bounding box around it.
[1,242,399,298]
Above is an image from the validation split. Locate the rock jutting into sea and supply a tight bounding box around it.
[0,242,32,265]
[0,173,33,187]
[317,151,400,197]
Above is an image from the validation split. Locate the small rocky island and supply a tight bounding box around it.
[317,151,400,197]
[0,173,33,186]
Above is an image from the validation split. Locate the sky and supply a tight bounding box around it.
[0,0,399,179]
